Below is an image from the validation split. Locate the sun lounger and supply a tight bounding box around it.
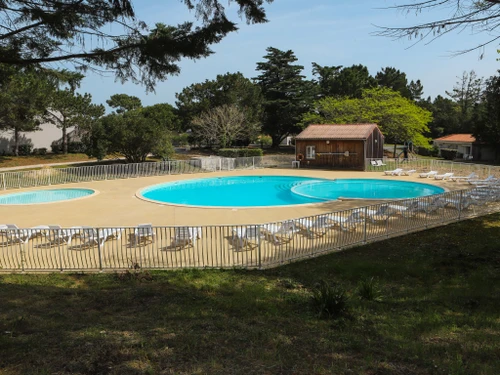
[328,211,364,231]
[5,224,48,244]
[262,220,299,244]
[364,205,395,223]
[419,171,438,178]
[384,168,404,176]
[298,215,337,237]
[450,172,477,183]
[172,226,202,248]
[434,172,454,180]
[401,169,417,176]
[82,228,123,247]
[45,225,89,245]
[133,223,156,245]
[469,175,497,185]
[376,160,387,166]
[232,226,262,249]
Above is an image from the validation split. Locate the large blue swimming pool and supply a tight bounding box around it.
[140,176,444,208]
[0,188,95,205]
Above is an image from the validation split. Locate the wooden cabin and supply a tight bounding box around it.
[295,124,384,170]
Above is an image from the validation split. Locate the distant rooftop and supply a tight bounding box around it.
[295,124,380,140]
[434,134,475,143]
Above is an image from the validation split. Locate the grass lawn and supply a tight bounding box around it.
[1,214,499,374]
[0,153,99,169]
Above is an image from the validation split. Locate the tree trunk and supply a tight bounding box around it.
[62,126,68,154]
[271,135,281,148]
[13,128,19,156]
[393,143,397,159]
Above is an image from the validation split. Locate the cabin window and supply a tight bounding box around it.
[306,145,316,159]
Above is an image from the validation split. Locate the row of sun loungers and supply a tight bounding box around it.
[3,186,500,251]
[382,168,499,184]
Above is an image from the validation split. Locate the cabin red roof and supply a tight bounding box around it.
[295,124,380,140]
[434,134,475,143]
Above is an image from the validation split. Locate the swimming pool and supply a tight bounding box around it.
[139,176,444,208]
[0,188,96,205]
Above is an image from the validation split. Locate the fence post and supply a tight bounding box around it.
[105,166,108,180]
[257,225,262,270]
[48,170,51,186]
[363,207,368,243]
[458,190,463,221]
[97,228,103,271]
[219,158,222,171]
[253,157,255,170]
[18,174,21,188]
[168,161,171,175]
[2,173,5,190]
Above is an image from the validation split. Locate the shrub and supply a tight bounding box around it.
[68,142,86,154]
[51,141,62,154]
[311,280,349,319]
[440,148,458,160]
[38,148,47,155]
[172,133,190,147]
[218,148,263,158]
[356,277,383,302]
[417,145,439,157]
[17,144,33,156]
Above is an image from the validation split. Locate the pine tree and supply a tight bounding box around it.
[254,47,314,147]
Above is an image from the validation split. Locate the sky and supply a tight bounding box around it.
[78,0,500,110]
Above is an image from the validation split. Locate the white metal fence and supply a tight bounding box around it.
[1,186,499,272]
[0,155,295,191]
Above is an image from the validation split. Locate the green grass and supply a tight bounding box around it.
[1,214,499,374]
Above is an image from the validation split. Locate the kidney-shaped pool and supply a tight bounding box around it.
[139,176,445,208]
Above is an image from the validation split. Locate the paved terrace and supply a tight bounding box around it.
[0,169,462,227]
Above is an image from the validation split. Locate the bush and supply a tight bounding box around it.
[440,148,458,160]
[16,144,33,156]
[311,280,349,319]
[68,142,86,154]
[356,277,383,302]
[417,145,439,157]
[51,141,62,154]
[32,148,48,156]
[218,148,264,158]
[172,133,190,147]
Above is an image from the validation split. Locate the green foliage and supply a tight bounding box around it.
[330,64,376,98]
[302,87,432,146]
[473,74,500,155]
[356,277,383,302]
[0,66,55,155]
[311,280,349,319]
[257,134,273,147]
[32,147,47,156]
[172,133,190,146]
[43,87,104,154]
[0,1,273,91]
[255,47,315,146]
[440,148,458,160]
[83,100,179,163]
[176,72,262,130]
[376,66,411,98]
[417,145,439,157]
[17,144,32,156]
[106,94,142,114]
[218,148,263,157]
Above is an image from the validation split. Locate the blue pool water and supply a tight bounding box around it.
[0,188,95,205]
[140,176,444,208]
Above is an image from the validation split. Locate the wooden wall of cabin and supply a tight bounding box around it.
[365,129,384,159]
[296,140,365,170]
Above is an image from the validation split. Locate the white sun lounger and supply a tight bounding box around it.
[232,226,262,249]
[419,171,438,178]
[5,224,49,244]
[401,169,417,176]
[434,172,454,180]
[262,220,299,244]
[450,172,477,183]
[384,168,404,176]
[133,223,156,245]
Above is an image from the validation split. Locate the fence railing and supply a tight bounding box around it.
[0,155,296,191]
[1,186,499,272]
[365,158,500,178]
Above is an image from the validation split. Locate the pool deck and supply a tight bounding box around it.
[0,169,465,228]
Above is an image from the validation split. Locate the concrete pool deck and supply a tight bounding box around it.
[0,169,463,228]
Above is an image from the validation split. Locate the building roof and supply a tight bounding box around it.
[295,124,380,140]
[434,134,475,143]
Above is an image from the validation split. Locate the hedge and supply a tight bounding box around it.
[440,148,458,160]
[218,148,264,158]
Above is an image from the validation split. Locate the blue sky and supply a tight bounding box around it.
[79,0,500,110]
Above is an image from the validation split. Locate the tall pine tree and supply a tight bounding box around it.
[254,47,314,147]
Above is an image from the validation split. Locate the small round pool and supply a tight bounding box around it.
[139,176,444,208]
[0,188,96,205]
